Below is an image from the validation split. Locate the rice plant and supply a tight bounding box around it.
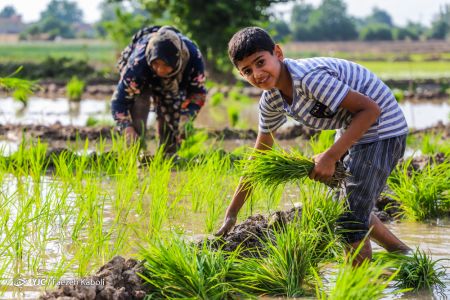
[66,76,85,102]
[314,256,398,300]
[140,236,245,299]
[240,147,348,189]
[231,217,338,298]
[308,130,336,155]
[0,67,38,106]
[420,132,450,155]
[386,157,450,220]
[375,248,447,292]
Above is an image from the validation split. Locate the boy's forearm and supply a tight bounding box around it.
[327,104,380,161]
[226,179,253,216]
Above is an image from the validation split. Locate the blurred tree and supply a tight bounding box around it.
[306,0,358,41]
[0,5,17,18]
[428,4,449,39]
[21,0,84,39]
[366,7,393,27]
[40,0,83,25]
[267,19,291,42]
[291,1,314,41]
[360,23,393,41]
[393,21,425,40]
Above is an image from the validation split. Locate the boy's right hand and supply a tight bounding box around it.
[215,215,237,236]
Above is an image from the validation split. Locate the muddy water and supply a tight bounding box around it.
[0,97,448,130]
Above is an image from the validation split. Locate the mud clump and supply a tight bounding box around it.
[207,207,302,256]
[40,256,150,300]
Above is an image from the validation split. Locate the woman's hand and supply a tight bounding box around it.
[124,126,139,144]
[215,214,237,236]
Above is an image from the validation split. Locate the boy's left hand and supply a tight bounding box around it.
[309,152,337,184]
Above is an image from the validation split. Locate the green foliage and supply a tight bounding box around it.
[22,0,83,39]
[267,19,291,42]
[376,249,447,292]
[140,236,244,299]
[291,0,358,41]
[240,146,348,189]
[387,158,450,220]
[0,67,38,105]
[210,92,225,106]
[66,76,85,102]
[428,4,450,39]
[0,5,17,18]
[138,0,288,73]
[308,130,335,155]
[360,23,394,41]
[315,257,397,299]
[102,8,148,51]
[392,88,405,102]
[420,132,450,155]
[365,7,393,27]
[0,56,98,80]
[227,105,240,127]
[177,130,209,160]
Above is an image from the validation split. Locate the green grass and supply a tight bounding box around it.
[0,40,115,67]
[356,61,450,79]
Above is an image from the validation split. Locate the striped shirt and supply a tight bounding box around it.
[259,57,408,144]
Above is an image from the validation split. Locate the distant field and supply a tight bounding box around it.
[0,40,449,80]
[0,40,116,67]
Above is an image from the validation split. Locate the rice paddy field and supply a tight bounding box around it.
[0,39,449,299]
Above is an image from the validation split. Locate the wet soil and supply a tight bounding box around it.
[40,256,150,300]
[3,121,448,145]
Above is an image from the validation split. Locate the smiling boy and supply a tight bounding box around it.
[216,27,411,265]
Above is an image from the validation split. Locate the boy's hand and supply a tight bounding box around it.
[309,152,337,184]
[215,215,237,236]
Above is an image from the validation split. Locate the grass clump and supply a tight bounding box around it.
[0,67,38,106]
[66,76,85,102]
[376,248,447,292]
[386,158,450,220]
[140,236,245,300]
[240,147,348,189]
[315,257,398,300]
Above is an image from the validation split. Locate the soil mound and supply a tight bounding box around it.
[40,256,150,300]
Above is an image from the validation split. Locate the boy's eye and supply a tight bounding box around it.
[256,59,264,66]
[243,69,252,76]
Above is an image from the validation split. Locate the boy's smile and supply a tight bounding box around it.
[236,45,285,90]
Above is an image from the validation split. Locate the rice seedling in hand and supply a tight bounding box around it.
[375,248,447,292]
[240,147,348,189]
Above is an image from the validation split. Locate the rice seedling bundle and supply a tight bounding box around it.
[240,147,348,189]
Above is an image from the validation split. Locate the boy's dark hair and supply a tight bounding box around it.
[228,27,275,67]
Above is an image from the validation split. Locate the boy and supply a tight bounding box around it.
[216,27,411,265]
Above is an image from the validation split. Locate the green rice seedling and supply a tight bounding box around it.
[420,132,450,155]
[386,158,450,220]
[210,91,225,106]
[392,88,405,102]
[140,235,245,299]
[177,130,210,160]
[308,130,336,155]
[240,146,348,190]
[66,76,85,102]
[375,248,447,292]
[227,104,240,127]
[314,256,398,300]
[231,217,337,297]
[0,67,38,106]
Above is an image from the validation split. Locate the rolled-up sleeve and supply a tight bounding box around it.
[258,93,286,133]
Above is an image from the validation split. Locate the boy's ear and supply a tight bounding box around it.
[274,44,284,61]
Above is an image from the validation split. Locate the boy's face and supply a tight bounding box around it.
[236,45,284,90]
